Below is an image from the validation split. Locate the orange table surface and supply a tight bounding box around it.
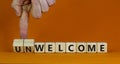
[0,52,120,64]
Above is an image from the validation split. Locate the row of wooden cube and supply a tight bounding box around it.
[13,39,107,53]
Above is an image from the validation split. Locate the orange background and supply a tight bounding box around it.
[0,0,120,63]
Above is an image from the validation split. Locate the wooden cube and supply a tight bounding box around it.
[34,42,45,53]
[87,43,97,53]
[24,39,34,53]
[56,42,65,53]
[66,42,76,53]
[13,39,24,53]
[77,42,86,53]
[45,42,55,53]
[97,42,107,53]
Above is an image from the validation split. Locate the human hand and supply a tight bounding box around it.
[11,0,55,39]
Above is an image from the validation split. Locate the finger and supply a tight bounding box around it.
[20,9,28,39]
[39,0,49,12]
[11,0,24,16]
[31,0,42,18]
[46,0,55,6]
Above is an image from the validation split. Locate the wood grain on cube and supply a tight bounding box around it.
[66,42,76,53]
[24,39,34,53]
[34,42,45,53]
[45,42,55,53]
[97,42,107,53]
[87,43,97,53]
[13,39,24,53]
[56,42,65,53]
[77,42,86,53]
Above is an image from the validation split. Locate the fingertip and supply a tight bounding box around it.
[33,13,42,19]
[39,0,49,12]
[11,0,22,16]
[31,9,42,19]
[42,7,49,12]
[31,0,42,19]
[47,0,56,6]
[49,1,55,6]
[16,9,21,16]
[12,5,21,16]
[31,8,42,18]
